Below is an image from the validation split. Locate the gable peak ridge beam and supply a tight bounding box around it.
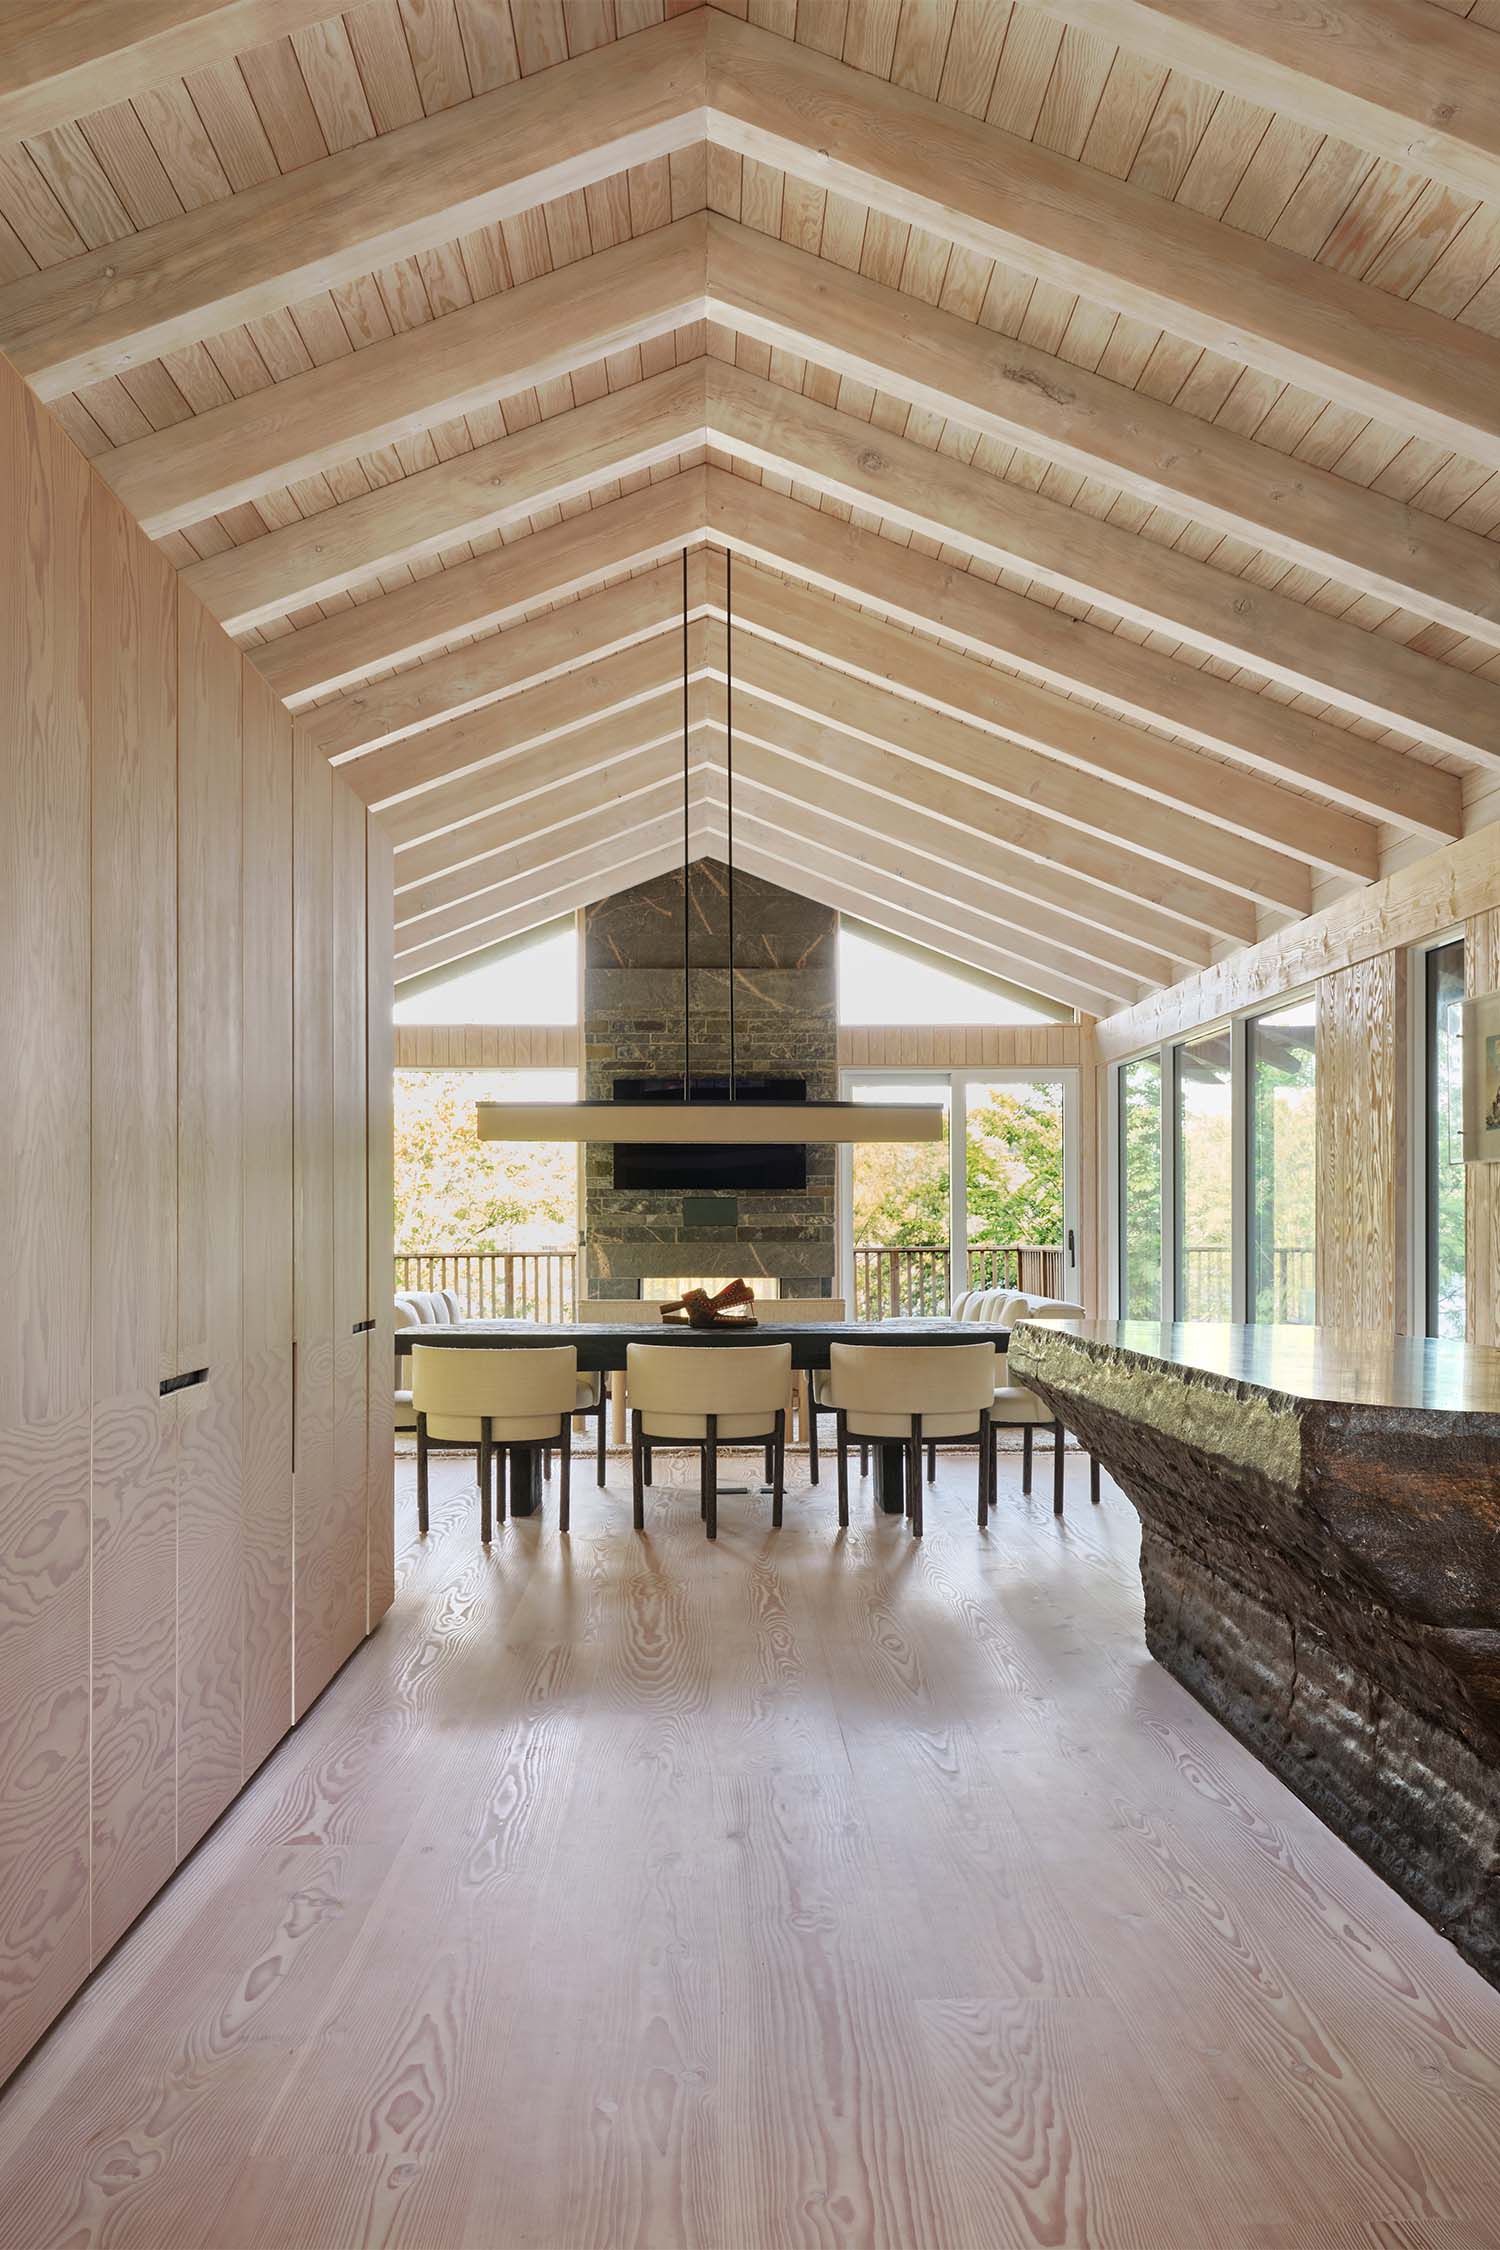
[703,9,1500,475]
[702,210,1500,656]
[187,361,711,636]
[702,357,1500,769]
[97,215,710,541]
[0,11,710,400]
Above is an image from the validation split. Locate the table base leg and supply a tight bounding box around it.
[871,1440,907,1515]
[506,1446,544,1517]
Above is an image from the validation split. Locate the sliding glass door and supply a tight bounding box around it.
[842,1068,1079,1314]
[1247,1000,1317,1323]
[1174,1031,1234,1320]
[1118,1054,1163,1319]
[1426,939,1466,1339]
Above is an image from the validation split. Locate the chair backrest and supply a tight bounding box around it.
[829,1341,997,1417]
[411,1343,577,1420]
[626,1342,793,1417]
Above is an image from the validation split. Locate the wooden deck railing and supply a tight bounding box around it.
[395,1249,578,1321]
[850,1244,1065,1321]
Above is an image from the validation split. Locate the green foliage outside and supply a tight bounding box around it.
[852,1083,1064,1249]
[393,1070,576,1252]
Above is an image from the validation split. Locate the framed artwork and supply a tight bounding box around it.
[1462,989,1500,1162]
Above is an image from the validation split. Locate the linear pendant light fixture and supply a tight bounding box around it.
[477,551,943,1148]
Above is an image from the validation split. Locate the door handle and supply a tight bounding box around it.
[1067,1227,1076,1267]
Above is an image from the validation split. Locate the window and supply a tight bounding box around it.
[1247,1000,1316,1323]
[1426,939,1466,1339]
[1118,1056,1163,1318]
[846,1074,952,1317]
[836,922,1062,1025]
[393,920,578,1024]
[1174,1031,1233,1319]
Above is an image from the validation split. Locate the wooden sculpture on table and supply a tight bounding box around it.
[659,1278,759,1328]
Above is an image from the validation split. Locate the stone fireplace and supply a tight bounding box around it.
[582,857,837,1299]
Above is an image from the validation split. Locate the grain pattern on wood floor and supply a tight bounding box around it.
[3,1450,1500,2250]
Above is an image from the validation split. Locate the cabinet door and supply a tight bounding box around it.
[366,820,396,1626]
[331,778,370,1671]
[176,589,245,1855]
[0,369,92,2082]
[89,486,180,1957]
[242,666,294,1776]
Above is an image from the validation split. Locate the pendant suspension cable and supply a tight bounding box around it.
[726,546,737,1102]
[682,546,691,1104]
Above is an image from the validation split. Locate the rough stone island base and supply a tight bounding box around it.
[1008,1322,1500,1987]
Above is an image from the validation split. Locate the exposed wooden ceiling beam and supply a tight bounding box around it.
[722,558,1375,882]
[0,2,345,144]
[727,833,1130,1018]
[300,555,710,762]
[187,363,709,635]
[705,11,1500,472]
[256,469,707,706]
[731,639,1308,915]
[0,13,706,399]
[393,831,703,988]
[97,215,707,538]
[704,213,1500,656]
[708,472,1462,841]
[707,361,1500,768]
[1030,0,1500,215]
[725,690,1258,945]
[395,715,1205,981]
[306,534,1359,884]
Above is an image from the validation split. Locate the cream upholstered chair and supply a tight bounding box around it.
[625,1343,793,1540]
[990,1296,1090,1515]
[826,1342,995,1536]
[410,1344,600,1542]
[394,1287,465,1432]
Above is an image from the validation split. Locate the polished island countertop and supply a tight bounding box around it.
[1008,1318,1500,1988]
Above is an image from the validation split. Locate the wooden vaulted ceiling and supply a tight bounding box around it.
[7,0,1500,1014]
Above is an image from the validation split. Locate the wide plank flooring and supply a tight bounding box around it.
[4,1445,1500,2249]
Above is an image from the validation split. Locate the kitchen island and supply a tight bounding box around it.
[1009,1320,1500,1987]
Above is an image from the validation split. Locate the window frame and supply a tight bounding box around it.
[1408,929,1466,1340]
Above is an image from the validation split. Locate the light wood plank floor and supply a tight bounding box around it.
[4,1446,1500,2249]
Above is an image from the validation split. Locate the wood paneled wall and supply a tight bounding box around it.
[393,1023,581,1068]
[1315,955,1409,1333]
[0,349,393,2086]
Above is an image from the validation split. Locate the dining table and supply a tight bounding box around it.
[398,1316,1012,1515]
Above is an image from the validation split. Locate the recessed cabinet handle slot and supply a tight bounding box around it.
[352,1318,376,1334]
[160,1367,209,1396]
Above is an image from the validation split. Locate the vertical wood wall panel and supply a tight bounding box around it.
[241,666,295,1777]
[175,589,246,1856]
[0,368,92,2085]
[329,782,370,1682]
[88,484,179,1959]
[0,348,385,2082]
[1465,909,1500,1349]
[293,740,338,1719]
[1316,954,1408,1334]
[367,822,396,1626]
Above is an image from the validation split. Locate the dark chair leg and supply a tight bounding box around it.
[1022,1423,1034,1495]
[480,1418,493,1544]
[771,1410,785,1529]
[808,1395,820,1484]
[705,1415,718,1542]
[927,1439,937,1483]
[643,1439,653,1488]
[631,1412,645,1531]
[990,1422,1000,1512]
[559,1415,572,1534]
[910,1414,924,1538]
[977,1411,991,1526]
[836,1410,850,1530]
[1090,1453,1101,1505]
[1053,1422,1066,1517]
[416,1416,430,1535]
[765,1439,775,1484]
[860,1441,869,1477]
[495,1444,507,1528]
[597,1399,607,1488]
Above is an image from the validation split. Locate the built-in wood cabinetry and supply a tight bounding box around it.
[0,353,392,2084]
